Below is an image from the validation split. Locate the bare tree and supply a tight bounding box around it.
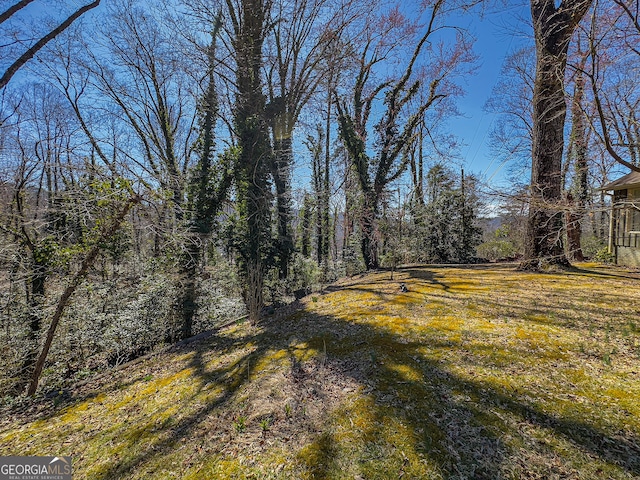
[47,1,223,339]
[264,0,354,278]
[583,0,640,172]
[182,16,233,340]
[0,82,143,394]
[94,1,194,216]
[565,65,590,261]
[336,1,475,269]
[485,46,536,186]
[519,0,593,270]
[0,85,83,392]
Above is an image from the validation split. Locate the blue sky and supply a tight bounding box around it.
[450,1,531,188]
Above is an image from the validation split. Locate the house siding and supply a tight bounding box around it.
[617,244,640,267]
[614,188,640,267]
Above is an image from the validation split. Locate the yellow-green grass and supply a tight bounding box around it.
[1,263,639,479]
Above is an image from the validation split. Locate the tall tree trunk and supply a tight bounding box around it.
[315,180,324,266]
[522,45,570,269]
[300,193,312,258]
[360,194,379,270]
[342,155,354,261]
[410,123,425,206]
[322,92,331,273]
[520,0,592,270]
[566,69,588,261]
[272,136,293,279]
[565,194,584,260]
[311,126,327,267]
[230,0,272,325]
[312,86,332,269]
[179,17,229,340]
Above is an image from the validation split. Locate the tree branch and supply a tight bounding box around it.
[0,0,101,90]
[0,0,36,25]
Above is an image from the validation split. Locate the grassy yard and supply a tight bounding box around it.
[1,263,639,479]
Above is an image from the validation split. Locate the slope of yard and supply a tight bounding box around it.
[1,263,639,479]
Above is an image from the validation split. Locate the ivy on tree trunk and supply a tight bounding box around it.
[228,0,273,324]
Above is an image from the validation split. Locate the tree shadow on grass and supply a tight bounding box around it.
[89,330,262,479]
[566,265,640,281]
[87,298,640,479]
[397,266,451,292]
[400,264,639,340]
[276,310,640,478]
[322,267,452,303]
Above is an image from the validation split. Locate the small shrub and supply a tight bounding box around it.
[380,247,406,269]
[581,235,608,259]
[260,418,270,432]
[290,253,321,293]
[234,416,246,433]
[344,243,365,277]
[593,247,615,264]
